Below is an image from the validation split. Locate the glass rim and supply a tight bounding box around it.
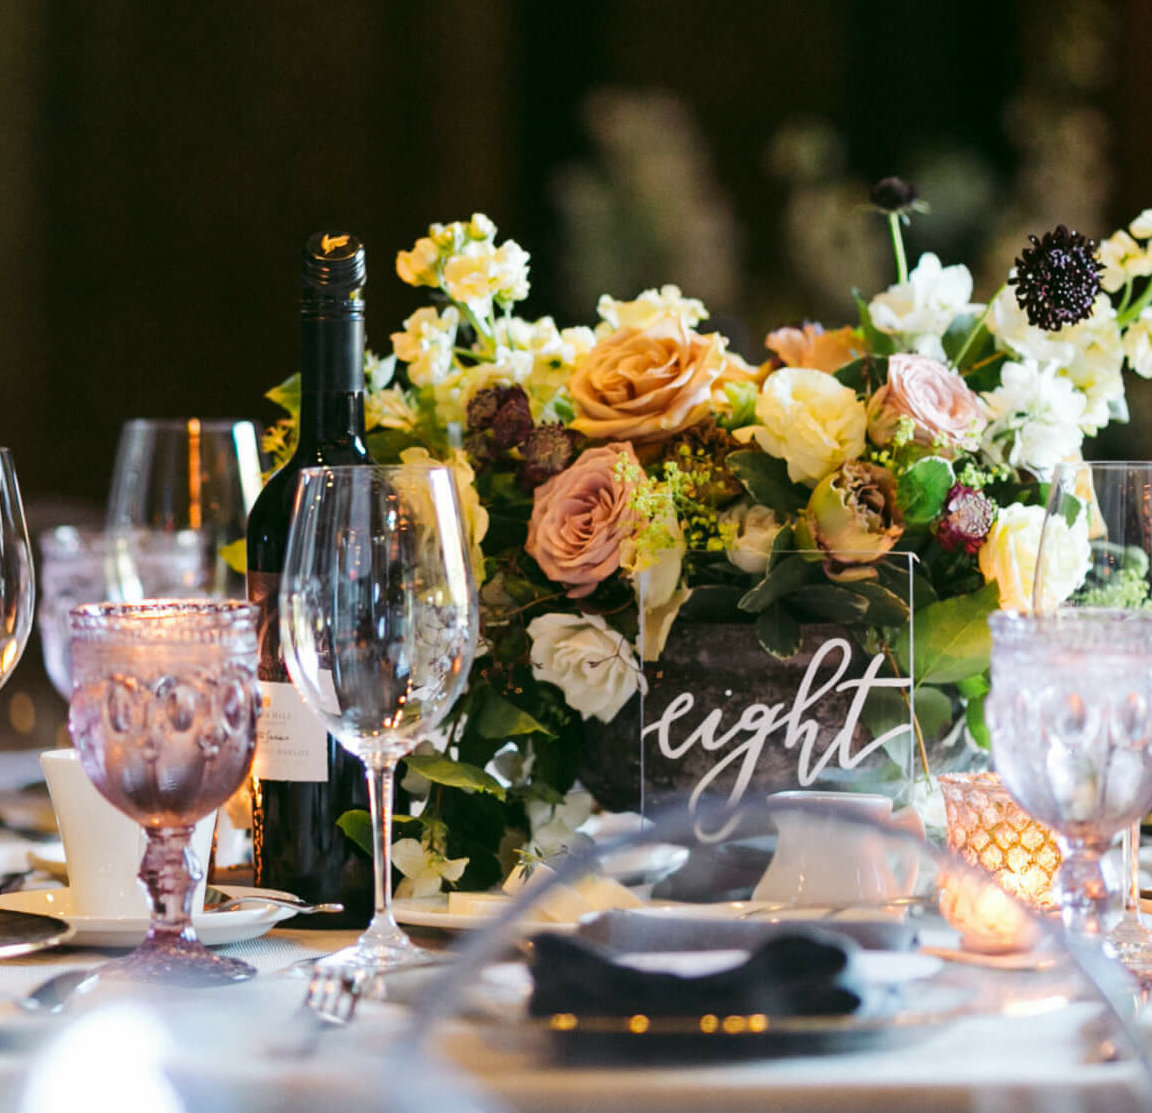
[119,418,259,434]
[69,599,258,641]
[989,607,1152,651]
[297,461,454,477]
[1051,460,1152,474]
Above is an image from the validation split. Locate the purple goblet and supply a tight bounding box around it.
[68,600,259,985]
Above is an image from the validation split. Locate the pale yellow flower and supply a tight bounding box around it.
[396,236,441,288]
[443,243,499,316]
[1123,309,1152,379]
[596,285,709,332]
[1098,229,1152,294]
[364,388,418,432]
[400,446,489,581]
[1130,209,1152,240]
[391,306,459,387]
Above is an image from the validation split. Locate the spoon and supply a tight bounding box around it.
[204,887,344,915]
[17,968,98,1014]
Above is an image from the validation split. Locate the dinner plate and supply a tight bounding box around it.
[0,886,295,947]
[393,896,579,933]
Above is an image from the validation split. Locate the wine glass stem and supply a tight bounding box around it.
[366,754,400,931]
[1057,835,1118,939]
[139,825,198,941]
[1127,821,1144,916]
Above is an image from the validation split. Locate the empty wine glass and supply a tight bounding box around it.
[1035,461,1152,975]
[67,600,260,985]
[106,418,263,600]
[0,449,34,691]
[986,609,1152,945]
[280,463,478,983]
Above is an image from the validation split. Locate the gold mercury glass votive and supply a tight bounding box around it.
[938,771,1062,952]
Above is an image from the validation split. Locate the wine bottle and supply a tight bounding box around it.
[246,231,374,927]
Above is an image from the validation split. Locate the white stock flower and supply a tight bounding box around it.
[528,612,647,723]
[392,838,468,899]
[489,240,531,304]
[526,789,595,857]
[987,287,1075,367]
[868,253,975,355]
[443,242,500,317]
[391,306,460,387]
[1130,209,1152,240]
[722,503,783,575]
[1057,296,1125,432]
[596,284,709,332]
[1124,309,1152,378]
[977,503,1090,613]
[493,316,595,417]
[733,368,867,486]
[1098,230,1152,294]
[981,360,1086,476]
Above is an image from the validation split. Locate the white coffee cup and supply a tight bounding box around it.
[40,748,217,918]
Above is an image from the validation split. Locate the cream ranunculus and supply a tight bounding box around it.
[721,503,782,575]
[734,367,867,486]
[528,612,647,723]
[977,503,1090,613]
[866,353,987,455]
[570,318,726,443]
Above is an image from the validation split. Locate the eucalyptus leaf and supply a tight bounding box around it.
[726,451,810,514]
[788,583,870,623]
[755,605,802,659]
[475,689,555,740]
[897,456,954,526]
[738,554,812,613]
[895,580,1000,686]
[403,753,507,800]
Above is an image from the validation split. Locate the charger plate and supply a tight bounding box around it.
[0,908,74,959]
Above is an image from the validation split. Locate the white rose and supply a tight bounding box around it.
[1123,310,1152,379]
[528,613,647,723]
[733,368,866,486]
[977,503,1090,613]
[722,503,782,575]
[868,253,975,353]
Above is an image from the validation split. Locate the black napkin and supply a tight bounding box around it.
[527,929,862,1020]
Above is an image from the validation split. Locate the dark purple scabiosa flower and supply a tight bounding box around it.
[490,386,533,449]
[466,386,504,431]
[1009,225,1103,331]
[869,177,921,216]
[936,484,995,556]
[518,423,579,490]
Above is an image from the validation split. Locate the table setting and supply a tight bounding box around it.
[2,186,1152,1111]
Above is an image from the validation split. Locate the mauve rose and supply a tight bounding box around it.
[526,442,640,597]
[570,318,725,443]
[867,353,987,456]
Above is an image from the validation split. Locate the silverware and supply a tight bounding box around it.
[16,968,98,1014]
[268,967,364,1058]
[0,869,32,894]
[204,887,344,915]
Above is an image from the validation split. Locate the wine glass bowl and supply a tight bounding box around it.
[986,609,1152,939]
[106,418,263,600]
[280,463,478,980]
[0,449,34,690]
[67,599,260,985]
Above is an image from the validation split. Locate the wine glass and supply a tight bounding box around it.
[105,418,263,600]
[0,449,35,691]
[280,463,478,982]
[1034,461,1152,973]
[986,609,1152,944]
[67,600,260,986]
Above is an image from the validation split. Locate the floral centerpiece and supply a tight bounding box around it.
[262,188,1152,895]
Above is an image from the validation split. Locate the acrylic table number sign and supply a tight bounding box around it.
[578,550,943,841]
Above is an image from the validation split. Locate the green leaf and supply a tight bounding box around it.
[963,350,1007,393]
[955,672,990,700]
[850,581,911,626]
[403,753,507,800]
[853,290,897,356]
[755,605,802,659]
[895,580,1001,686]
[474,689,555,740]
[716,380,759,429]
[833,355,889,394]
[738,554,813,613]
[336,809,373,857]
[788,583,870,623]
[941,312,993,369]
[365,428,422,464]
[897,456,955,526]
[726,450,810,513]
[766,524,795,573]
[965,687,990,748]
[265,373,301,419]
[219,538,246,575]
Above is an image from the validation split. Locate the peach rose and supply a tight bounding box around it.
[867,353,987,456]
[766,324,862,373]
[526,443,640,597]
[570,318,725,443]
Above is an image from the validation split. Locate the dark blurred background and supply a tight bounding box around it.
[0,0,1149,747]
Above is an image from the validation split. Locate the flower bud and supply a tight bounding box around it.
[796,461,904,573]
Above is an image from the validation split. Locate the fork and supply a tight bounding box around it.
[267,967,364,1058]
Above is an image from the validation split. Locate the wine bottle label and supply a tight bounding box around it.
[249,568,327,782]
[253,680,328,782]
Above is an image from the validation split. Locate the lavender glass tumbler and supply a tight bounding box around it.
[68,600,259,985]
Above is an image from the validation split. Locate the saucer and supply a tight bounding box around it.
[0,885,295,947]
